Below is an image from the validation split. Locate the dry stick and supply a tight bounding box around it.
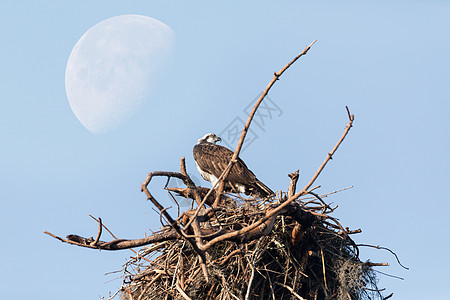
[320,247,328,292]
[89,215,150,262]
[105,287,123,300]
[171,241,186,288]
[90,217,102,246]
[275,283,306,300]
[199,110,354,251]
[213,40,317,207]
[141,172,181,230]
[300,186,353,202]
[245,262,256,300]
[178,255,185,290]
[362,262,389,267]
[176,280,192,300]
[356,244,409,270]
[308,191,334,214]
[219,249,242,266]
[190,217,210,282]
[180,157,202,206]
[288,170,300,198]
[137,273,162,300]
[89,215,120,241]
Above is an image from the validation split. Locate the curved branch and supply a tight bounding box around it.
[90,217,102,246]
[356,244,409,270]
[141,171,187,231]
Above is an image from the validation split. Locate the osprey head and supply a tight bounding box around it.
[197,133,222,144]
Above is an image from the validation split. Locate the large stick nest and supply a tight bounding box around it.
[43,43,402,300]
[120,193,386,300]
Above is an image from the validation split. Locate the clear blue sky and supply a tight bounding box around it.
[1,1,449,299]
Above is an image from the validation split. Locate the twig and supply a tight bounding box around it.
[356,244,409,270]
[90,217,102,246]
[89,215,116,239]
[362,262,389,267]
[105,285,124,300]
[180,157,202,206]
[245,261,256,300]
[320,248,328,291]
[288,170,300,199]
[137,273,162,300]
[219,249,242,266]
[176,279,192,300]
[141,172,181,230]
[275,282,306,300]
[374,269,405,280]
[308,191,335,214]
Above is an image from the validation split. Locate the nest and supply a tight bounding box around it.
[120,195,386,300]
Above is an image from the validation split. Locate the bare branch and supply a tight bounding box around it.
[214,40,317,206]
[356,244,409,270]
[180,157,202,207]
[44,229,179,250]
[288,170,300,199]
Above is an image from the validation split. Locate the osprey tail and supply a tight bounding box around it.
[253,179,275,198]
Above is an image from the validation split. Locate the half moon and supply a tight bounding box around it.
[65,15,175,134]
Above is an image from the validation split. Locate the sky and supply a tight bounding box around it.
[1,1,449,299]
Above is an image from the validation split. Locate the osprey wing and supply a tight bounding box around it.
[193,143,231,179]
[193,143,259,183]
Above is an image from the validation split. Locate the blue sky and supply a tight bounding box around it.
[1,1,449,299]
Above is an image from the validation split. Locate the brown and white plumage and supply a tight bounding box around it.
[193,133,274,198]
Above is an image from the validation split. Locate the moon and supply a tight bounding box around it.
[65,15,175,134]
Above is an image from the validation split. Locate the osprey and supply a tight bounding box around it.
[193,133,274,198]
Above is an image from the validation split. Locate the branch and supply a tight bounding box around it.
[288,170,300,198]
[356,244,409,270]
[213,40,317,206]
[90,217,102,246]
[141,171,188,233]
[179,157,202,207]
[43,228,179,250]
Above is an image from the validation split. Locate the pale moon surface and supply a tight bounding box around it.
[65,15,175,134]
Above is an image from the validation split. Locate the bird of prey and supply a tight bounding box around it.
[193,133,274,198]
